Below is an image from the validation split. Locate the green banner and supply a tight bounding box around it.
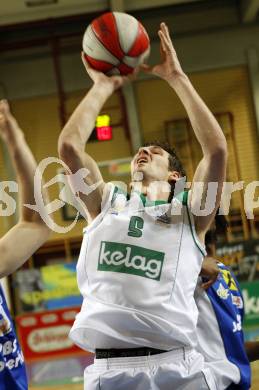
[240,281,259,327]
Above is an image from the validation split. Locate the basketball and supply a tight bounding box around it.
[82,12,150,75]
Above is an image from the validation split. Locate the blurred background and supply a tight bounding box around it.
[0,0,259,388]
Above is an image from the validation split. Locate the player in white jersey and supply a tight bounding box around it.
[0,100,50,389]
[58,22,227,389]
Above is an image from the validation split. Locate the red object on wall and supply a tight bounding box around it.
[16,307,91,361]
[96,126,112,141]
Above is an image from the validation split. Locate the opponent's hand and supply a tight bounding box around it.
[200,256,220,289]
[81,52,133,93]
[141,22,185,84]
[0,100,22,144]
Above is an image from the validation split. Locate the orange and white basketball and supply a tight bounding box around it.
[82,12,150,75]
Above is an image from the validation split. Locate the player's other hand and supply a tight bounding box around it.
[81,52,134,93]
[200,257,220,290]
[140,22,186,85]
[0,100,21,144]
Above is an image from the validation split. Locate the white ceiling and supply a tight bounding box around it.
[0,0,203,26]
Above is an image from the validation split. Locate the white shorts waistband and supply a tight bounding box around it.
[93,346,193,369]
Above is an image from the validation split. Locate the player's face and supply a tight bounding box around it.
[131,145,178,183]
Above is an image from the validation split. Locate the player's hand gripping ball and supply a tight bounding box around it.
[82,12,150,75]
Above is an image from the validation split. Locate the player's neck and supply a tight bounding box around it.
[131,180,171,202]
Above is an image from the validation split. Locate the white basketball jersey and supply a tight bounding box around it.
[70,184,206,353]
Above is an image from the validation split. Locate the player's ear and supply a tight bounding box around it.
[168,171,181,182]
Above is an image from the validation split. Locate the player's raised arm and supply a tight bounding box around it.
[0,100,50,278]
[141,22,227,239]
[58,54,130,221]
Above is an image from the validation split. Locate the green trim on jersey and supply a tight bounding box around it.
[182,190,188,206]
[139,193,169,207]
[112,186,186,207]
[111,185,129,206]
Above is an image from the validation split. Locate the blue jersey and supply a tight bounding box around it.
[195,263,251,390]
[0,285,28,390]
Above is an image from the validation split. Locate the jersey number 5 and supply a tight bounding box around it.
[128,216,144,238]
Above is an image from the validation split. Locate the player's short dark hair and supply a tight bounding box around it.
[143,141,186,177]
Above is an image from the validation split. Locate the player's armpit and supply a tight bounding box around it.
[190,150,227,238]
